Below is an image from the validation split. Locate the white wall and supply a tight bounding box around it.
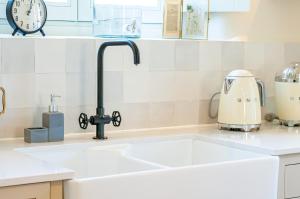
[209,0,300,41]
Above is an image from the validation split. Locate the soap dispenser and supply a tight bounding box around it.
[43,94,64,142]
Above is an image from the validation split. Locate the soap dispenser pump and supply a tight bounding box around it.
[43,94,64,142]
[49,94,60,112]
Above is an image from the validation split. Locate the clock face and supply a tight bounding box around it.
[11,0,47,33]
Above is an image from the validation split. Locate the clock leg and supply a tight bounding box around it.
[12,28,18,36]
[40,29,46,37]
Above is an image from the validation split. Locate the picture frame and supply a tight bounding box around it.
[163,0,183,39]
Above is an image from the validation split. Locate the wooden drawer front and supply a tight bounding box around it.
[0,182,50,199]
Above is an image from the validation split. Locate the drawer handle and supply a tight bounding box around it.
[0,87,6,116]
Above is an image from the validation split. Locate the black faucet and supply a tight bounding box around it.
[79,40,140,139]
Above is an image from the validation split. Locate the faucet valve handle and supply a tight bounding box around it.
[79,113,89,129]
[112,111,122,127]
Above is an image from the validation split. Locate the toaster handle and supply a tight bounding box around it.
[256,79,266,107]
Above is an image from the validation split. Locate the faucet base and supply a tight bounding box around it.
[93,136,108,140]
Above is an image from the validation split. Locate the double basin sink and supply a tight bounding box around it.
[17,134,279,199]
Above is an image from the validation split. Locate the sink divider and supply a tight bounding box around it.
[122,153,171,170]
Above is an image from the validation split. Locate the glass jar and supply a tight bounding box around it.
[181,0,209,39]
[93,3,142,38]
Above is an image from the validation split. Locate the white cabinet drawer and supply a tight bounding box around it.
[285,164,300,198]
[0,182,50,199]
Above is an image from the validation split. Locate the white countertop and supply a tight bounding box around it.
[197,124,300,156]
[1,123,300,187]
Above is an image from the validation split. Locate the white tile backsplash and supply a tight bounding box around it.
[147,72,176,102]
[35,38,66,73]
[0,108,37,138]
[35,73,66,107]
[2,74,36,108]
[66,38,96,73]
[222,41,245,70]
[2,38,35,74]
[148,40,175,71]
[264,42,285,66]
[103,72,123,104]
[175,40,199,71]
[66,73,96,107]
[123,71,150,103]
[285,43,300,65]
[244,42,265,70]
[173,101,200,126]
[124,71,200,103]
[199,41,222,71]
[199,71,223,100]
[149,102,175,128]
[0,38,294,138]
[121,102,150,129]
[173,72,200,101]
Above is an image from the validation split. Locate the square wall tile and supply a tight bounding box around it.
[1,74,36,108]
[35,38,66,73]
[173,72,200,101]
[0,108,37,138]
[244,42,265,70]
[123,71,149,103]
[173,101,200,126]
[96,39,125,71]
[175,40,199,71]
[2,38,35,73]
[121,102,150,130]
[222,42,245,71]
[285,43,300,65]
[149,102,175,128]
[199,71,223,100]
[148,40,175,71]
[35,74,66,107]
[199,41,222,71]
[66,73,96,107]
[66,38,96,73]
[147,72,176,102]
[264,42,285,66]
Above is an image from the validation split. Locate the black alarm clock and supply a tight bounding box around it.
[6,0,47,36]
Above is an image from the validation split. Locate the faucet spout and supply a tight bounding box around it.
[128,40,140,65]
[98,40,140,66]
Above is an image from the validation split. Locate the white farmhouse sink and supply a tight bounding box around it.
[17,135,279,199]
[18,143,163,178]
[125,139,264,167]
